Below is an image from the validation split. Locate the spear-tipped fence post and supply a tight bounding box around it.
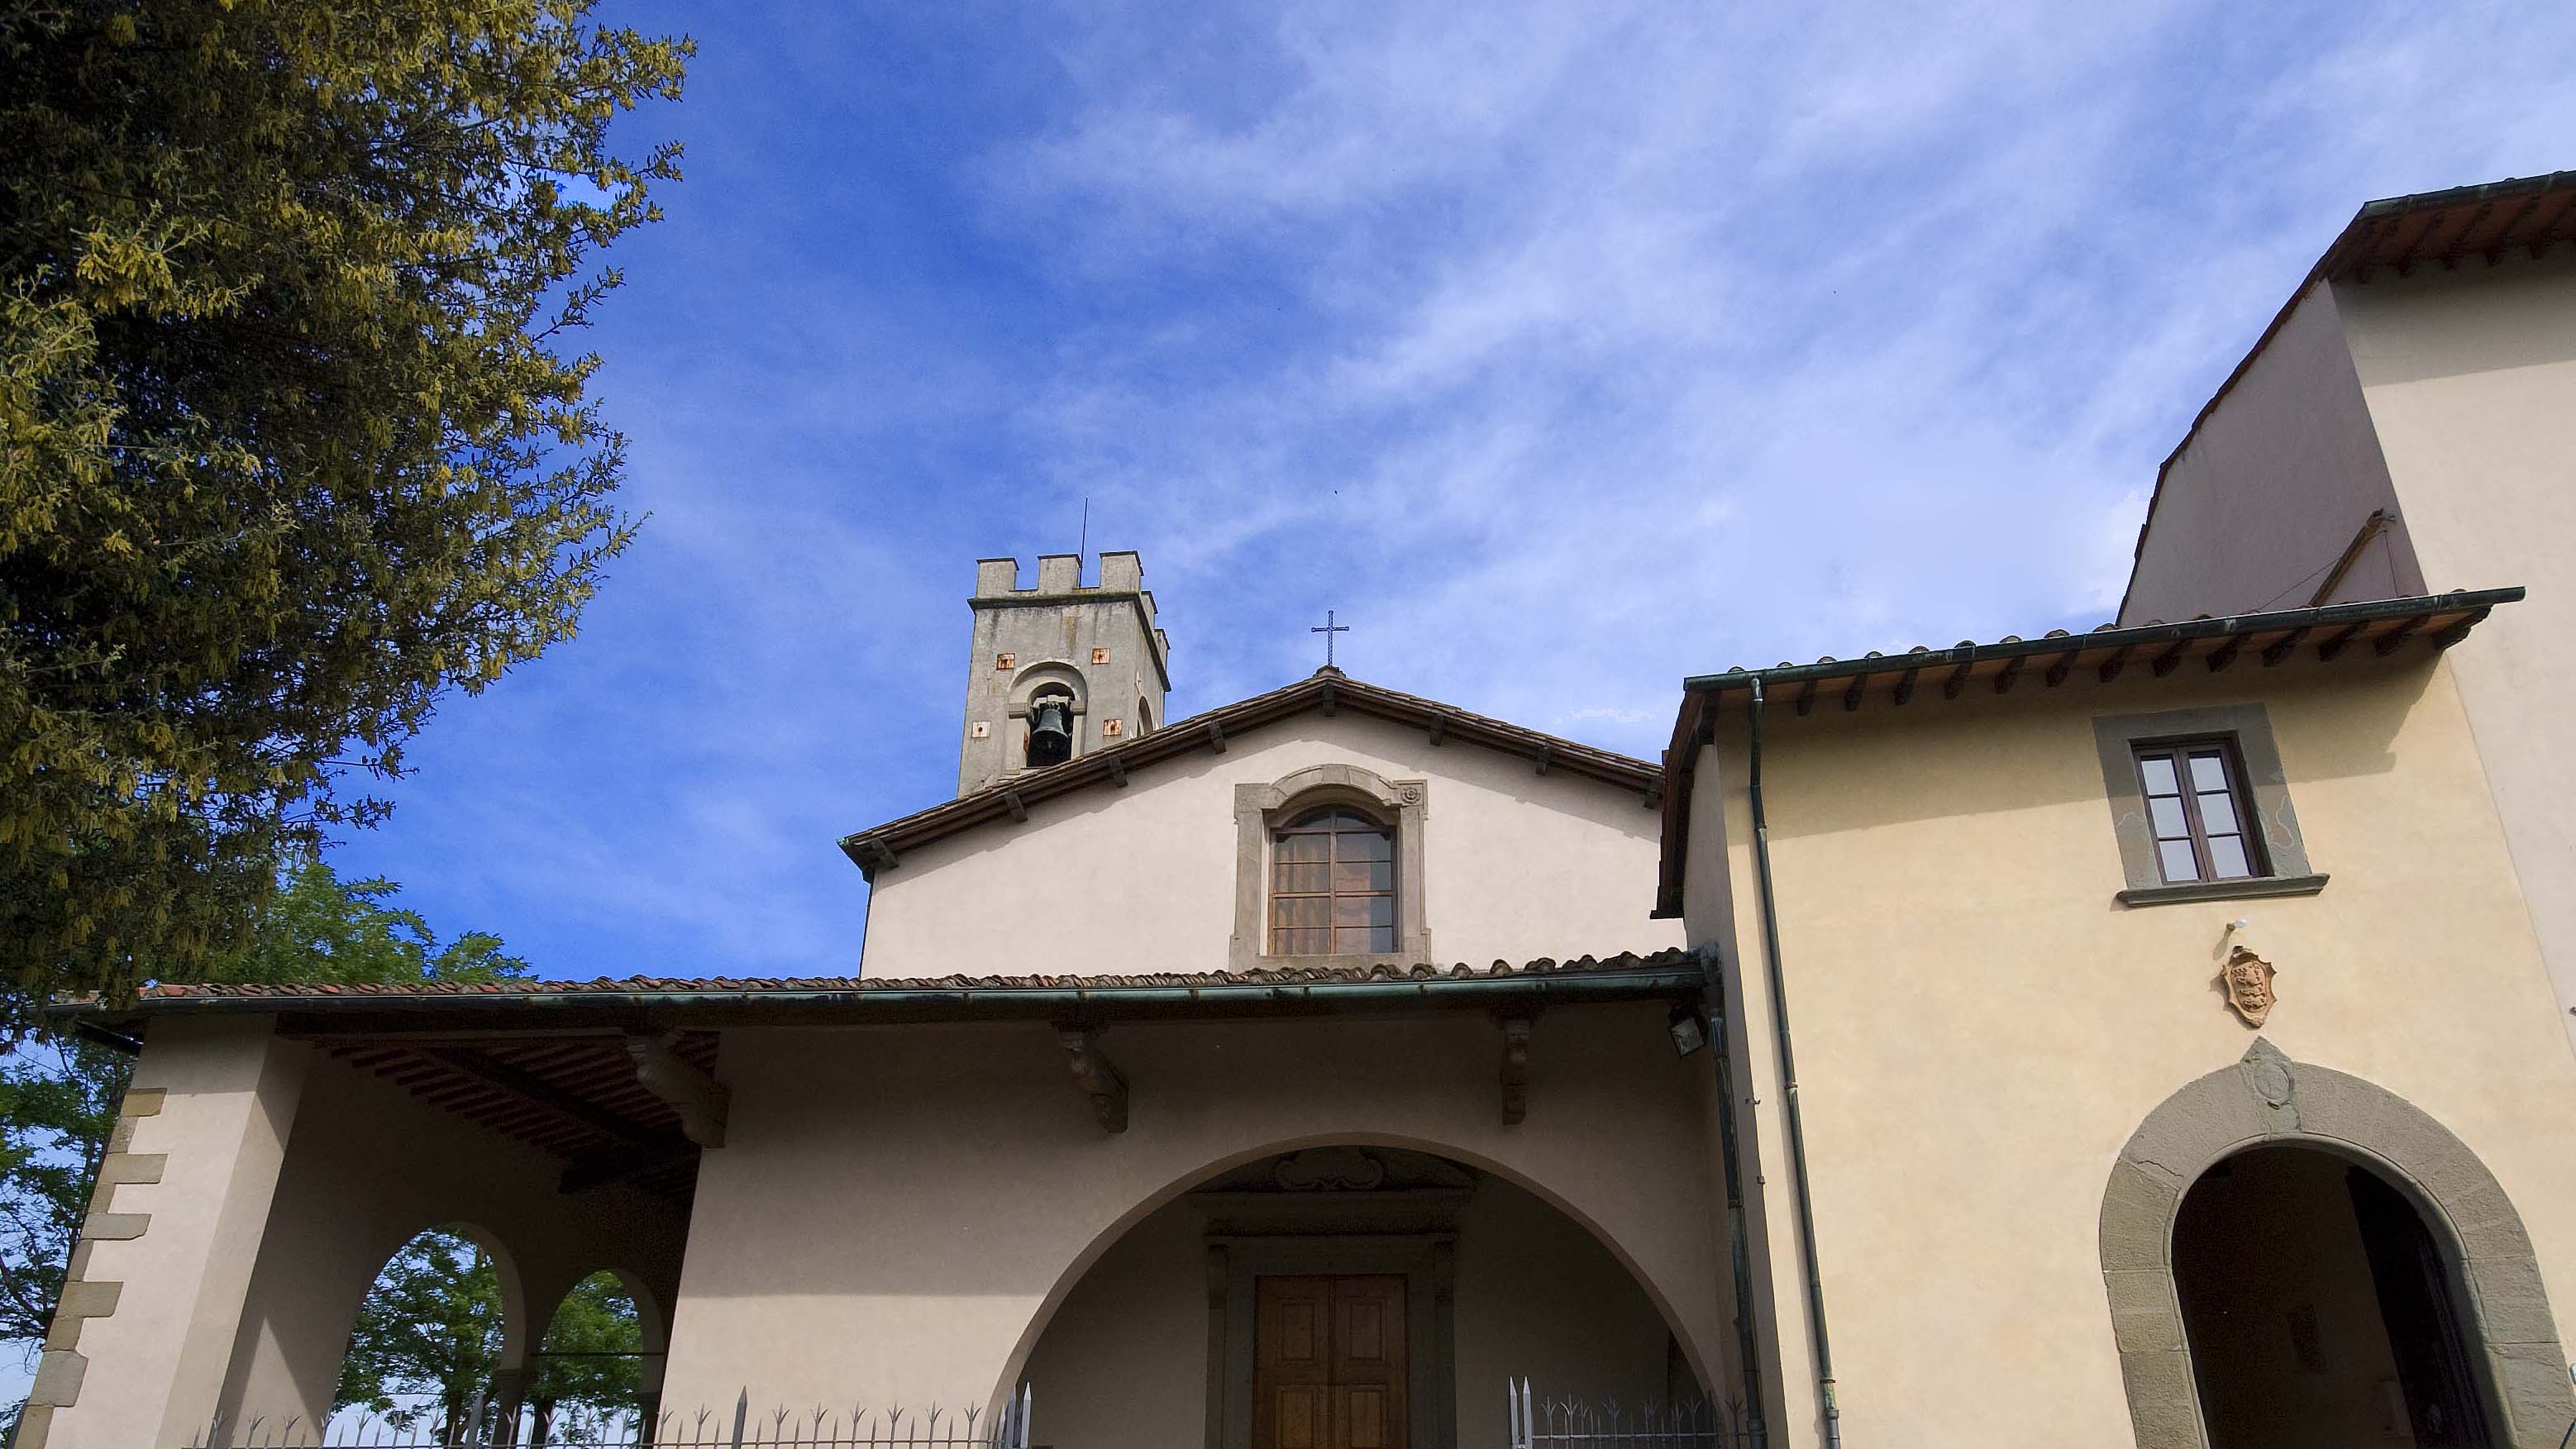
[728,1389,748,1449]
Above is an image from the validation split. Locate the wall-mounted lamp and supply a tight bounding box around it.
[1667,1002,1709,1057]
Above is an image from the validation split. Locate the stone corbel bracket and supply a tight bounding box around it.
[623,1035,729,1148]
[1059,1026,1129,1133]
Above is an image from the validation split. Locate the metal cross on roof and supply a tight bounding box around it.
[1310,609,1350,669]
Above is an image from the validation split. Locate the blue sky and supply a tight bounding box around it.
[331,0,2576,981]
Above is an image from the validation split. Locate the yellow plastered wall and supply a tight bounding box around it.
[2336,252,2576,1065]
[1689,650,2576,1447]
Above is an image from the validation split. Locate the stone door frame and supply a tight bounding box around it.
[2097,1038,2573,1447]
[1206,1235,1454,1449]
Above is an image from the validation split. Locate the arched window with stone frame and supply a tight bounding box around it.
[1231,765,1429,970]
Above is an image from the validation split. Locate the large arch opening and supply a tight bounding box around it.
[515,1269,657,1446]
[1018,1143,1708,1449]
[2173,1143,2493,1447]
[330,1224,524,1440]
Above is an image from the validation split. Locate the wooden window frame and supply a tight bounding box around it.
[1267,808,1399,956]
[2130,736,2270,885]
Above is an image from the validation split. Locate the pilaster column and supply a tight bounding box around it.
[28,1018,308,1449]
[489,1366,532,1447]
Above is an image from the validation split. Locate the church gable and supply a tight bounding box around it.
[847,551,1674,980]
[842,666,1660,876]
[854,687,1678,980]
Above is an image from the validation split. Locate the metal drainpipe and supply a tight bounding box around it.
[1748,677,1841,1449]
[1698,945,1771,1448]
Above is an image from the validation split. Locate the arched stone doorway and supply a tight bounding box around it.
[2098,1040,2573,1447]
[2174,1143,2491,1447]
[1020,1144,1708,1449]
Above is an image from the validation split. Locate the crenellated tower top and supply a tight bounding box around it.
[956,551,1172,797]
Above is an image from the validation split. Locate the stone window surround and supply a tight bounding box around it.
[2092,704,2327,908]
[1232,765,1430,974]
[2097,1039,2573,1447]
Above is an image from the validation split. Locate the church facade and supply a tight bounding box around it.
[28,171,2576,1449]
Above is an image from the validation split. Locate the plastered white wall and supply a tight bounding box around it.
[863,713,1681,977]
[658,1003,1733,1424]
[44,1018,305,1449]
[216,1050,691,1429]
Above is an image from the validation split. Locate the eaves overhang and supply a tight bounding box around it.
[52,950,1716,1198]
[1650,588,2520,918]
[840,669,1664,879]
[52,948,1714,1037]
[2321,170,2576,284]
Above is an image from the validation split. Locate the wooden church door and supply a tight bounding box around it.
[1252,1275,1410,1449]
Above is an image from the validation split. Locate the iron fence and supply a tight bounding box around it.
[1506,1380,1756,1449]
[188,1385,1032,1449]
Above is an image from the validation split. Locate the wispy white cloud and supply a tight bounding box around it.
[980,0,2576,739]
[335,0,2576,977]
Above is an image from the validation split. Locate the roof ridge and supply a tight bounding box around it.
[838,670,1662,875]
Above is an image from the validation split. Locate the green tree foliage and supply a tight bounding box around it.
[0,0,690,1007]
[335,1229,505,1435]
[332,1250,646,1441]
[0,856,528,1362]
[0,1032,117,1361]
[526,1272,646,1444]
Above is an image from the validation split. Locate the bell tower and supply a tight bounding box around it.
[957,551,1172,797]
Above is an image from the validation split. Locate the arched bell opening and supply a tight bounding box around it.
[1018,1143,1706,1449]
[2174,1143,2495,1449]
[1004,663,1089,773]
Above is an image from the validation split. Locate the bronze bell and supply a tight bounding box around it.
[1027,698,1074,766]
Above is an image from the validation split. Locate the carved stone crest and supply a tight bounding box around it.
[2222,946,2278,1027]
[1272,1146,1388,1191]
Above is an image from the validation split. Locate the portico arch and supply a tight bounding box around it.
[994,1132,1721,1449]
[2097,1039,2573,1447]
[317,1223,527,1438]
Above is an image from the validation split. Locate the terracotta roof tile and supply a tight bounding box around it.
[94,947,1701,1008]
